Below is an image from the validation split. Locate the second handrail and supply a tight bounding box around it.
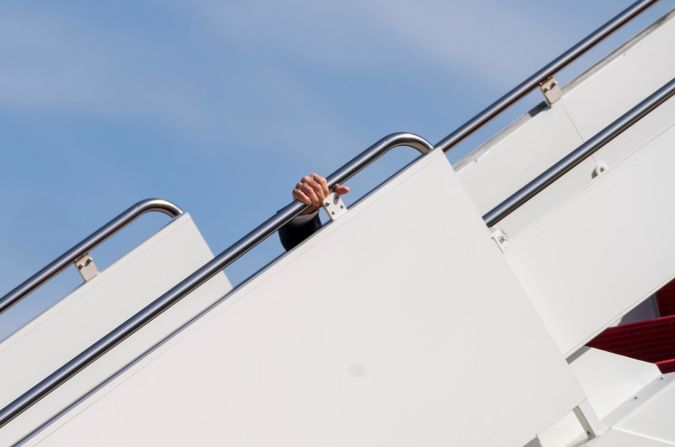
[435,0,658,153]
[0,199,184,314]
[482,77,675,226]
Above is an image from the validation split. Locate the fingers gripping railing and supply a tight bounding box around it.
[0,199,184,314]
[0,132,433,428]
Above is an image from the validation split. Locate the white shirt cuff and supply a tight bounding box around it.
[290,209,319,225]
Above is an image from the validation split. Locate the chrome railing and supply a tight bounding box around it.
[0,0,663,430]
[0,199,183,314]
[435,0,658,153]
[0,132,433,427]
[482,77,675,226]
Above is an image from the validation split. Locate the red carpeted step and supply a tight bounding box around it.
[656,358,675,374]
[587,314,675,364]
[656,279,675,317]
[588,280,675,373]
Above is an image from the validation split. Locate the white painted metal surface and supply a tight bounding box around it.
[570,348,662,420]
[611,375,675,444]
[536,410,589,447]
[25,150,584,447]
[322,192,348,221]
[0,214,232,445]
[456,101,586,223]
[456,10,675,240]
[588,428,675,447]
[562,10,675,144]
[506,120,675,355]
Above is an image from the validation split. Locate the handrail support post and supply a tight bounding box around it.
[539,76,562,106]
[74,253,99,282]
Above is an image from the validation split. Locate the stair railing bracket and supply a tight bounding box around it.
[323,192,348,222]
[539,76,562,106]
[74,253,99,282]
[490,227,509,252]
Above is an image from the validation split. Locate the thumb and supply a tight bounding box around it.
[334,183,350,195]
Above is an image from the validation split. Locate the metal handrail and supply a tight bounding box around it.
[482,77,675,227]
[0,199,184,314]
[0,132,433,427]
[435,0,658,153]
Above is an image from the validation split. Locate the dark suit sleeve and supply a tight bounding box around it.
[278,211,322,251]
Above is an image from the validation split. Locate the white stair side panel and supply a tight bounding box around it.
[26,150,584,447]
[455,10,674,239]
[570,348,662,420]
[0,214,232,445]
[611,376,675,444]
[536,410,589,447]
[505,121,675,356]
[562,10,675,144]
[588,429,675,447]
[456,102,584,215]
[497,96,675,245]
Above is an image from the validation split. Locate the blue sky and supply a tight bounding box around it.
[1,0,671,337]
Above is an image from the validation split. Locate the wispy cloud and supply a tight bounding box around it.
[0,10,199,127]
[189,0,585,91]
[0,5,366,163]
[354,0,581,87]
[0,0,606,157]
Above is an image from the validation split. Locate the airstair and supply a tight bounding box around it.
[0,1,674,445]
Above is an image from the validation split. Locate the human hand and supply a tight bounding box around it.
[293,173,350,214]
